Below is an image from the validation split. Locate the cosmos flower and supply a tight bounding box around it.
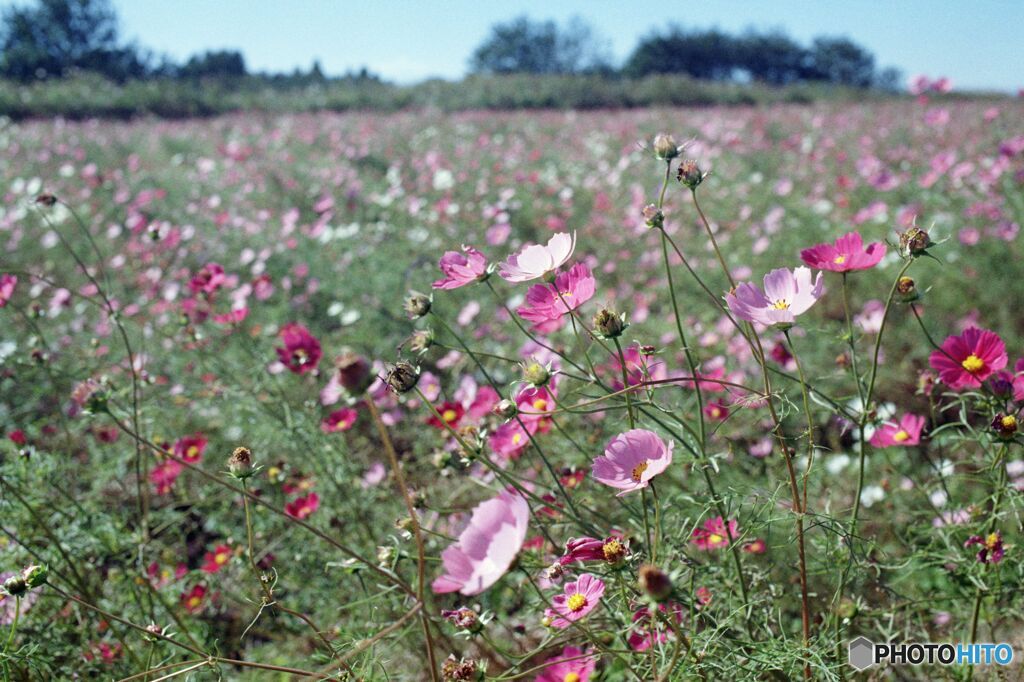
[0,274,16,307]
[725,267,824,328]
[180,584,207,614]
[489,419,537,461]
[533,646,597,682]
[592,429,674,496]
[516,263,596,325]
[150,459,182,495]
[544,574,605,629]
[432,488,530,596]
[964,530,1004,564]
[173,433,207,463]
[432,246,488,289]
[929,327,1007,390]
[870,413,926,447]
[499,233,576,282]
[201,544,233,574]
[628,603,683,651]
[284,492,320,520]
[276,323,323,374]
[321,407,358,433]
[691,516,739,551]
[799,232,887,272]
[427,401,465,430]
[558,536,628,566]
[189,263,227,296]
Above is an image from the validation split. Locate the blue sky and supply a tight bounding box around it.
[5,1,1023,90]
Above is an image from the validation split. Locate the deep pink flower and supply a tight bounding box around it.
[516,263,596,325]
[0,274,16,307]
[965,530,1004,564]
[427,401,465,430]
[213,307,248,325]
[321,407,358,433]
[870,413,925,447]
[559,536,629,566]
[276,323,322,374]
[150,459,182,495]
[284,492,320,520]
[799,232,887,272]
[928,327,1007,389]
[545,573,605,628]
[488,419,536,461]
[432,246,488,289]
[609,344,667,391]
[189,263,227,295]
[432,488,530,596]
[516,385,556,425]
[703,399,730,421]
[726,267,824,328]
[533,645,597,682]
[628,603,683,651]
[592,429,673,496]
[180,584,207,613]
[173,433,207,463]
[691,516,739,551]
[201,544,232,574]
[499,232,576,282]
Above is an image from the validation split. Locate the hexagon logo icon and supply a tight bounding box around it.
[848,636,875,671]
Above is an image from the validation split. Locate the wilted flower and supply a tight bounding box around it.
[593,307,627,338]
[899,227,933,256]
[227,446,255,478]
[676,159,706,189]
[642,204,664,229]
[441,607,482,633]
[404,291,432,319]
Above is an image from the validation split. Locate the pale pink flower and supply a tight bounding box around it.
[499,233,576,282]
[545,573,605,628]
[725,267,824,328]
[592,429,673,496]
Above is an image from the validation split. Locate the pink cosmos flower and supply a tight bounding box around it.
[189,263,227,296]
[173,433,207,463]
[213,307,248,325]
[284,492,320,520]
[609,344,667,391]
[559,536,629,566]
[799,232,887,272]
[201,544,232,574]
[726,267,824,328]
[432,488,530,596]
[432,246,488,289]
[928,327,1007,389]
[691,516,739,551]
[534,646,597,682]
[0,274,16,307]
[870,413,926,447]
[628,603,683,651]
[592,429,674,496]
[321,407,358,433]
[150,459,182,495]
[499,232,576,282]
[516,263,596,325]
[965,530,1004,564]
[545,573,605,628]
[180,584,207,614]
[488,419,536,461]
[276,323,322,374]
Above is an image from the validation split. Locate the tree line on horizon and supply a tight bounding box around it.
[1,0,901,90]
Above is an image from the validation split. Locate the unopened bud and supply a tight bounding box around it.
[2,574,27,597]
[336,350,372,393]
[642,204,664,229]
[652,134,680,161]
[900,227,932,256]
[523,362,550,387]
[35,193,57,207]
[493,399,517,420]
[895,276,919,302]
[593,308,627,339]
[227,446,255,478]
[22,564,47,588]
[638,564,673,601]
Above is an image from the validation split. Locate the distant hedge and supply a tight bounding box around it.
[0,73,999,120]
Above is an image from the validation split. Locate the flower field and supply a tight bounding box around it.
[1,97,1024,679]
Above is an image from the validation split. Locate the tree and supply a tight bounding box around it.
[469,15,610,75]
[805,37,876,87]
[734,30,807,85]
[178,50,247,80]
[0,0,142,81]
[624,26,739,80]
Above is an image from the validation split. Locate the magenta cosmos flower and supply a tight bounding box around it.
[499,232,576,282]
[534,645,597,682]
[432,488,530,596]
[0,274,16,307]
[559,535,629,566]
[517,263,596,325]
[725,267,824,328]
[592,429,673,496]
[432,246,488,290]
[545,573,605,629]
[929,327,1007,390]
[870,413,925,447]
[691,516,739,551]
[799,232,887,272]
[276,323,322,374]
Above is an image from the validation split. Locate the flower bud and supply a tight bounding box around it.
[377,545,396,565]
[895,276,919,302]
[652,134,680,161]
[836,597,859,620]
[22,564,47,588]
[677,159,705,190]
[642,204,664,229]
[545,562,565,581]
[638,564,673,601]
[523,362,550,387]
[593,308,627,339]
[336,350,372,393]
[227,446,255,479]
[403,291,432,319]
[384,361,420,394]
[2,574,27,597]
[493,399,517,420]
[35,193,57,207]
[992,413,1018,441]
[900,227,932,256]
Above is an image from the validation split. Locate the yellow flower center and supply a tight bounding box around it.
[566,593,587,612]
[986,533,1001,550]
[1001,415,1017,429]
[602,539,624,561]
[961,354,985,373]
[186,446,199,458]
[532,398,548,411]
[893,430,910,442]
[215,553,228,564]
[512,433,522,445]
[709,533,724,545]
[833,255,847,264]
[442,409,458,423]
[564,674,581,682]
[770,299,790,310]
[188,597,201,608]
[631,461,649,482]
[560,291,573,298]
[710,407,722,418]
